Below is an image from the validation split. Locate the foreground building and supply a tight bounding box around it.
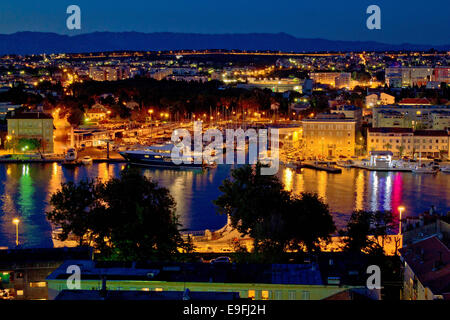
[46,260,378,300]
[0,248,92,300]
[399,236,450,300]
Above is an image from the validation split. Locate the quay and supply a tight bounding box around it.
[302,161,342,173]
[0,157,125,164]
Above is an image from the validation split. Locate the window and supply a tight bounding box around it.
[154,288,163,292]
[30,282,46,288]
[288,290,296,300]
[261,290,270,300]
[141,288,150,291]
[16,290,23,296]
[248,290,255,300]
[302,291,310,300]
[275,291,283,300]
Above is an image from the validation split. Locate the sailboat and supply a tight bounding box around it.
[412,152,436,174]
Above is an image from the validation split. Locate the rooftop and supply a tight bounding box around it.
[398,98,432,105]
[399,236,450,296]
[368,127,413,134]
[47,260,324,286]
[6,111,53,120]
[414,130,449,137]
[55,290,241,301]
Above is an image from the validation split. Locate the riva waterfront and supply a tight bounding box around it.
[0,162,449,248]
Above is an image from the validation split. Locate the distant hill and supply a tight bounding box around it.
[0,31,448,55]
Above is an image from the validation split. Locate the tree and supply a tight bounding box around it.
[47,180,101,246]
[98,168,190,261]
[67,108,84,126]
[340,210,394,254]
[396,145,405,158]
[17,138,41,153]
[47,168,191,261]
[214,164,335,260]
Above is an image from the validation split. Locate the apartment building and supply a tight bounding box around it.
[372,105,450,129]
[367,127,449,158]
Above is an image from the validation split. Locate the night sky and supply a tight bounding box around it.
[0,0,448,45]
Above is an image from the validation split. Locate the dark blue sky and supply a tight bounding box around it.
[0,0,448,45]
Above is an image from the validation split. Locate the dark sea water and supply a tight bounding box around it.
[0,163,449,248]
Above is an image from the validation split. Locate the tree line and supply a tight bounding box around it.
[47,165,397,263]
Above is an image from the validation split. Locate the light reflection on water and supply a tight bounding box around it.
[280,167,450,230]
[0,163,448,248]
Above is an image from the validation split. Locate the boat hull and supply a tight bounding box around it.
[120,151,203,169]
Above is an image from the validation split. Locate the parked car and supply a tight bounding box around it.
[210,256,231,264]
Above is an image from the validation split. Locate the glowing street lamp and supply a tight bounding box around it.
[12,218,20,246]
[398,206,405,235]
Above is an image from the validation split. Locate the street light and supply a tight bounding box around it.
[398,206,405,235]
[12,218,20,247]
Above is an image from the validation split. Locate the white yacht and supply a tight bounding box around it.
[440,166,450,173]
[119,142,204,169]
[81,156,93,165]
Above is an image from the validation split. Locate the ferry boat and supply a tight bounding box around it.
[119,143,204,169]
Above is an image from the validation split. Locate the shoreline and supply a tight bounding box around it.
[0,158,126,164]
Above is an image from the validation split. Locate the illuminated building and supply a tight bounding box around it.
[309,72,351,88]
[237,78,312,94]
[330,105,362,128]
[302,116,356,158]
[89,66,131,81]
[433,66,450,84]
[385,67,434,87]
[372,105,450,129]
[0,102,22,120]
[6,111,54,153]
[46,260,379,300]
[365,93,395,108]
[0,248,92,300]
[367,127,449,158]
[85,104,108,121]
[334,73,351,89]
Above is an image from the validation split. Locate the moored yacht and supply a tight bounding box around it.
[412,164,437,174]
[62,148,78,166]
[440,166,450,173]
[119,142,204,169]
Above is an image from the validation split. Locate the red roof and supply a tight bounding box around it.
[398,98,432,105]
[399,236,450,295]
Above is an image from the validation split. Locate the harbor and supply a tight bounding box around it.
[1,161,449,249]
